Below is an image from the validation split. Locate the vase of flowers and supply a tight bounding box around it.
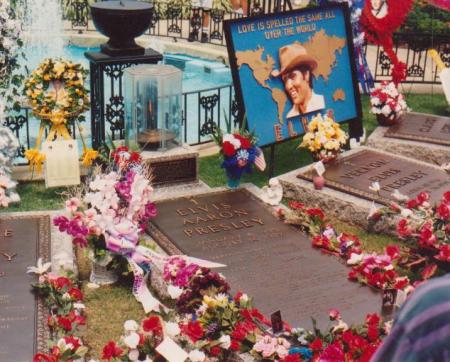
[370,81,408,127]
[299,113,348,164]
[53,146,157,284]
[212,117,265,188]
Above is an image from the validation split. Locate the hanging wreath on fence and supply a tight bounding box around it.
[24,58,97,172]
[360,0,415,85]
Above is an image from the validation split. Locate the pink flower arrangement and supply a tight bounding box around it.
[53,153,156,261]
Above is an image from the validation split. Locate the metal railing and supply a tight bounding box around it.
[5,84,237,165]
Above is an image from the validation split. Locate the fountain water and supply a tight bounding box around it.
[19,0,67,70]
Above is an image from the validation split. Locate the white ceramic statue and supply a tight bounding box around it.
[260,177,283,206]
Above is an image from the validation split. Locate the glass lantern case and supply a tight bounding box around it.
[124,64,182,151]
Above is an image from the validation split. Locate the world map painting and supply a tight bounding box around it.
[236,30,346,124]
[225,4,363,146]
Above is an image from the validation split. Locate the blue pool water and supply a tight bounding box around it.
[57,45,232,92]
[18,45,233,163]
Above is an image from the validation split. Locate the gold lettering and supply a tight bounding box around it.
[184,229,193,237]
[207,225,222,233]
[176,209,188,216]
[206,214,221,221]
[183,218,195,225]
[3,229,12,237]
[195,227,210,235]
[240,220,254,228]
[219,211,234,219]
[230,222,243,230]
[234,209,249,216]
[251,218,264,225]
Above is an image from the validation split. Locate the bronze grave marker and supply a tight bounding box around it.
[384,112,450,146]
[148,189,380,328]
[298,149,449,205]
[0,215,50,362]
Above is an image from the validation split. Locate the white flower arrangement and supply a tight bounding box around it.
[370,81,408,120]
[0,1,25,116]
[0,126,19,207]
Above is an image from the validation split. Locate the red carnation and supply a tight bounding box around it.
[417,192,430,204]
[142,315,163,335]
[64,336,81,350]
[288,200,305,210]
[210,346,221,357]
[181,320,204,343]
[329,309,340,321]
[366,313,381,327]
[396,219,411,238]
[406,198,418,209]
[394,276,410,290]
[386,245,400,260]
[68,287,83,301]
[306,208,325,220]
[282,354,302,362]
[222,141,236,157]
[231,324,248,341]
[129,152,142,163]
[233,134,251,149]
[102,341,123,360]
[33,353,57,362]
[230,339,241,351]
[309,338,323,352]
[367,325,379,342]
[57,316,73,331]
[437,203,450,220]
[54,276,72,290]
[421,263,438,280]
[443,191,450,204]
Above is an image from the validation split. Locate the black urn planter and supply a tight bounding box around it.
[90,0,154,56]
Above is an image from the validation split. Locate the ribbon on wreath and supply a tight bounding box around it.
[105,229,226,313]
[26,110,98,172]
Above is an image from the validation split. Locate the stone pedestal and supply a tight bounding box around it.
[367,126,450,165]
[141,144,198,186]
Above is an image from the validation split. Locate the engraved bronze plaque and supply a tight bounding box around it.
[298,149,449,205]
[384,112,450,146]
[148,189,380,328]
[0,215,50,362]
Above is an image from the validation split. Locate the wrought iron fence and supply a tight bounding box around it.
[66,0,292,45]
[4,84,237,165]
[368,32,450,84]
[66,1,449,84]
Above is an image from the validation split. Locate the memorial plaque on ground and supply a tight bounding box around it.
[148,189,380,328]
[298,148,449,205]
[0,215,50,362]
[384,112,450,146]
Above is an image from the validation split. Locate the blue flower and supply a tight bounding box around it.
[289,347,313,361]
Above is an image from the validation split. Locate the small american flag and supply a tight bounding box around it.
[254,147,266,171]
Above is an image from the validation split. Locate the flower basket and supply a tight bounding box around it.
[312,150,339,164]
[376,113,399,127]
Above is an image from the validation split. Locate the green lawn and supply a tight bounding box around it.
[199,93,448,188]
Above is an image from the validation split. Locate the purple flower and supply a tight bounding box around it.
[145,202,157,218]
[72,234,88,247]
[53,216,70,232]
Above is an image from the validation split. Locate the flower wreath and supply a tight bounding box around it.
[25,58,89,123]
[24,59,97,172]
[360,0,414,85]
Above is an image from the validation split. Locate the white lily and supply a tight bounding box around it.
[369,182,380,193]
[347,253,364,265]
[392,189,409,202]
[26,258,51,275]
